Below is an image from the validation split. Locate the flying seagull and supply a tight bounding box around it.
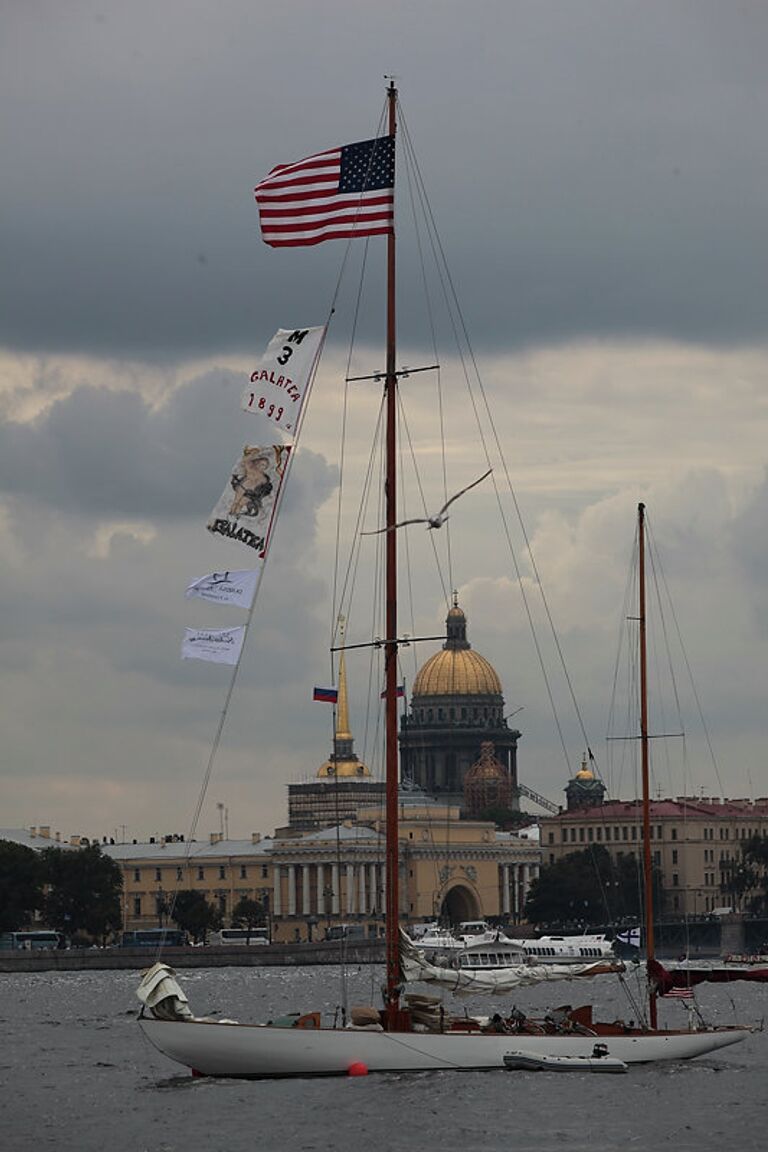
[362,469,493,534]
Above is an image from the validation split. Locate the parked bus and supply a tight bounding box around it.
[211,927,270,946]
[0,930,62,951]
[120,928,186,948]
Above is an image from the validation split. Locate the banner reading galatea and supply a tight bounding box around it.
[207,444,290,557]
[241,326,324,435]
[181,626,246,666]
[185,570,259,609]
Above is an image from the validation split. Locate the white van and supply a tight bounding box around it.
[213,927,269,945]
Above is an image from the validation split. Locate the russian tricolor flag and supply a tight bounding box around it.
[313,686,338,703]
[380,684,406,699]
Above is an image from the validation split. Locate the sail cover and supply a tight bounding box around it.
[207,444,290,557]
[400,932,625,997]
[242,327,324,435]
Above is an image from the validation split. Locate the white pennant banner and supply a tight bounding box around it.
[207,444,290,557]
[241,326,324,435]
[181,626,246,666]
[185,570,259,609]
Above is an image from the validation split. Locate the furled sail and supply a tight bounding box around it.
[400,932,625,997]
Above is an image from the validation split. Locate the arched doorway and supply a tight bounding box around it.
[439,884,480,925]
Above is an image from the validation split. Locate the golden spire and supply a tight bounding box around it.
[336,615,352,741]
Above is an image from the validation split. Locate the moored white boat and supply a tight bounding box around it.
[139,1011,744,1077]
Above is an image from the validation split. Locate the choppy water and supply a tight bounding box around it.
[0,964,765,1152]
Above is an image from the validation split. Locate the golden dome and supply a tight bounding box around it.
[412,603,502,697]
[574,754,595,781]
[317,757,371,779]
[413,648,501,696]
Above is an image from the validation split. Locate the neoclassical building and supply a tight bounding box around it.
[399,600,521,810]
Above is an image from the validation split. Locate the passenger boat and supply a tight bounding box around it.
[137,85,751,1077]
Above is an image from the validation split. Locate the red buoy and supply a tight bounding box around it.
[347,1061,369,1077]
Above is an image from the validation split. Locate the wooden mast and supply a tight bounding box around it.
[383,79,401,1026]
[638,501,658,1028]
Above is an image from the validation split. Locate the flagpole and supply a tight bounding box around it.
[383,78,401,1027]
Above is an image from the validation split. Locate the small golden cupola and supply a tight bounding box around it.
[317,617,371,780]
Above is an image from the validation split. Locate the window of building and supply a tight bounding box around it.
[671,828,678,841]
[155,868,162,882]
[548,832,554,844]
[562,829,568,842]
[605,827,611,841]
[176,867,183,881]
[133,896,141,916]
[656,826,662,840]
[261,864,268,879]
[673,873,679,887]
[622,827,629,841]
[673,895,679,911]
[219,866,226,880]
[133,868,141,882]
[596,827,602,841]
[672,849,678,865]
[614,827,620,841]
[197,867,204,880]
[570,828,576,842]
[240,865,247,879]
[653,851,661,866]
[588,827,594,842]
[578,828,585,842]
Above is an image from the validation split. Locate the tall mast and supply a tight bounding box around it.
[638,501,657,1028]
[383,79,401,1024]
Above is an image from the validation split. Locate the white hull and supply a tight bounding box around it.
[139,1017,747,1078]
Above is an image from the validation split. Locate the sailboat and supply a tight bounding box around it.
[137,86,751,1076]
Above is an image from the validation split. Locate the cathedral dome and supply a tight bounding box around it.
[412,604,502,698]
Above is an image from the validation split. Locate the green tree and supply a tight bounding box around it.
[524,845,663,927]
[231,897,266,942]
[722,835,768,914]
[170,890,221,943]
[0,840,44,933]
[42,844,123,942]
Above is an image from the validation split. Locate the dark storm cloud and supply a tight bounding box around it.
[0,369,337,521]
[2,1,768,359]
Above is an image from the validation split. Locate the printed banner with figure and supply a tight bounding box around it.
[242,327,324,435]
[207,444,290,557]
[185,570,259,609]
[181,627,246,666]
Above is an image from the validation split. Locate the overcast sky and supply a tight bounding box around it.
[1,0,767,843]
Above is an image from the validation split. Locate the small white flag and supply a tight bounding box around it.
[182,626,246,666]
[207,444,290,557]
[242,326,325,434]
[185,570,259,609]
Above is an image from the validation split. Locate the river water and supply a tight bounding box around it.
[0,964,764,1152]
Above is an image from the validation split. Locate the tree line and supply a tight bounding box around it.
[0,840,268,945]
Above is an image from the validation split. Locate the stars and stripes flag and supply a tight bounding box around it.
[663,986,694,999]
[254,136,395,248]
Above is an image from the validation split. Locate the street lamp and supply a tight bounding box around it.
[322,884,334,934]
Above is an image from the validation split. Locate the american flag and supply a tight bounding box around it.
[254,136,395,247]
[664,986,694,999]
